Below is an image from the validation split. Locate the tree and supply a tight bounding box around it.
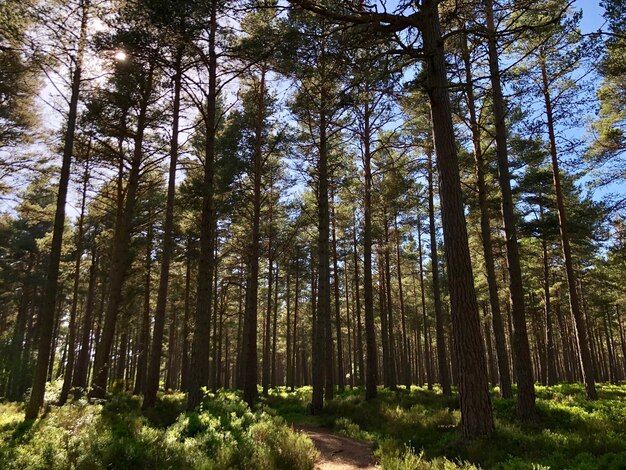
[25,0,90,419]
[513,3,598,400]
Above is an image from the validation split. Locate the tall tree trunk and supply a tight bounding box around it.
[187,1,218,411]
[72,246,97,394]
[417,218,432,390]
[540,56,597,400]
[59,153,91,405]
[25,0,90,419]
[143,49,184,408]
[541,204,558,386]
[394,215,410,389]
[352,219,365,386]
[134,223,153,395]
[291,264,300,391]
[485,0,536,420]
[421,0,494,437]
[460,38,512,399]
[286,271,292,389]
[331,195,345,392]
[89,68,153,400]
[426,152,451,396]
[271,264,279,388]
[312,97,331,412]
[181,237,193,392]
[362,101,378,400]
[263,254,273,395]
[383,209,397,389]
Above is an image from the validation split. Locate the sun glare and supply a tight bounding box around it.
[114,51,127,62]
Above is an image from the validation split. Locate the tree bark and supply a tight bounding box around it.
[426,151,451,396]
[540,55,597,400]
[143,49,183,408]
[362,101,377,400]
[25,0,89,419]
[460,37,512,399]
[422,0,494,437]
[187,0,218,411]
[59,153,91,405]
[485,0,536,419]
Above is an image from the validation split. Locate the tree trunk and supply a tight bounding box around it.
[187,1,218,411]
[362,101,378,400]
[485,0,536,420]
[426,152,451,396]
[394,214,410,389]
[312,98,331,412]
[460,37,512,399]
[89,64,154,400]
[417,218,432,390]
[72,246,97,394]
[25,0,89,419]
[352,219,365,386]
[134,223,153,396]
[421,0,494,438]
[59,153,91,405]
[540,56,597,400]
[331,196,345,392]
[143,49,183,408]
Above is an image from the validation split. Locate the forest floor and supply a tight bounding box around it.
[263,383,626,469]
[294,424,377,469]
[1,383,626,469]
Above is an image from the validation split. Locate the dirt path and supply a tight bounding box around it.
[294,424,378,470]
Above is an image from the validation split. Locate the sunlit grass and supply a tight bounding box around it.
[266,383,626,469]
[0,391,316,470]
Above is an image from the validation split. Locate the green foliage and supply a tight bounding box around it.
[0,392,317,470]
[268,384,626,469]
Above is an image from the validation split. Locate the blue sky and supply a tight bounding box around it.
[578,0,606,32]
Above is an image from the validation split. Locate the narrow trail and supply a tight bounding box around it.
[294,424,378,470]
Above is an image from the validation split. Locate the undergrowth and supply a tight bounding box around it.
[265,383,626,469]
[0,390,317,470]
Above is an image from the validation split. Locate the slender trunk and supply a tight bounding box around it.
[271,264,279,388]
[263,255,273,395]
[417,218,432,389]
[540,55,597,400]
[134,223,153,395]
[485,0,536,419]
[460,38,511,398]
[187,1,217,411]
[89,66,153,400]
[541,204,558,386]
[394,215,410,389]
[143,50,183,408]
[344,263,354,388]
[362,101,377,400]
[25,0,90,419]
[72,247,97,393]
[59,154,91,405]
[331,195,345,392]
[286,271,292,388]
[312,71,331,411]
[383,209,397,389]
[291,265,300,391]
[352,220,365,386]
[426,152,451,396]
[181,237,193,392]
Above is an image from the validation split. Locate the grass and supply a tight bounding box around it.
[1,383,624,469]
[0,389,317,470]
[263,383,626,469]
